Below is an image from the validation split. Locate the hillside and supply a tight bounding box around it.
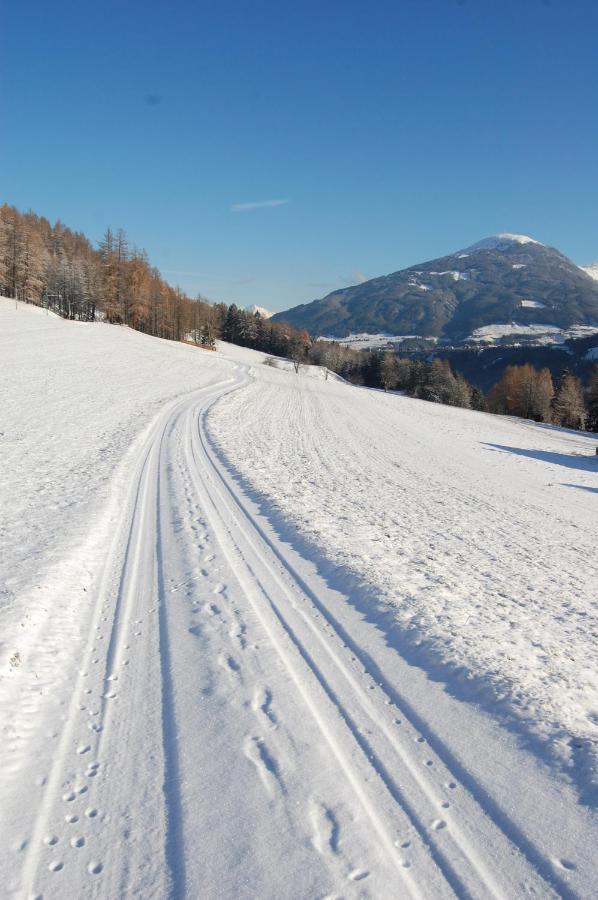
[272,234,598,345]
[1,298,598,898]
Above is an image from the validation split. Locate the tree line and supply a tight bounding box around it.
[1,203,596,431]
[486,363,598,432]
[210,307,598,433]
[0,204,210,341]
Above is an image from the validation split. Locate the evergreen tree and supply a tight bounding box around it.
[585,367,598,433]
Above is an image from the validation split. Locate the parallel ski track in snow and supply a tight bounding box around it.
[17,366,569,899]
[191,382,566,900]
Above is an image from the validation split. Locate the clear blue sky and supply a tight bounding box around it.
[2,0,598,312]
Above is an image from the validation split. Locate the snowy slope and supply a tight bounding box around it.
[210,368,598,794]
[0,300,231,610]
[2,298,598,899]
[463,233,542,251]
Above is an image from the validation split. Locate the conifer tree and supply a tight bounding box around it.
[586,367,598,433]
[552,371,586,430]
[380,351,399,391]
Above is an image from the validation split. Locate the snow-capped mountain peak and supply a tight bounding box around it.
[246,304,272,318]
[580,262,598,282]
[464,234,543,253]
[273,234,598,343]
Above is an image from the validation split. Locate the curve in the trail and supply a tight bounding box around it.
[16,377,240,900]
[200,396,579,900]
[15,366,570,899]
[190,380,565,900]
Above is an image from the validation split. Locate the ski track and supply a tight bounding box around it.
[3,364,591,898]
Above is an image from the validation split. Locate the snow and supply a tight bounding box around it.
[429,270,464,280]
[2,297,598,898]
[245,304,273,318]
[580,262,598,282]
[464,234,543,252]
[211,369,598,797]
[319,332,434,349]
[512,263,527,269]
[520,299,546,308]
[470,323,563,342]
[469,322,598,345]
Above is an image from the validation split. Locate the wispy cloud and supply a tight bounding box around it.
[339,270,369,285]
[231,198,289,212]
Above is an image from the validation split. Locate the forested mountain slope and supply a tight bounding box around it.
[273,234,598,343]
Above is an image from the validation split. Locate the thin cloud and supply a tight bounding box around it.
[339,270,369,285]
[231,198,289,212]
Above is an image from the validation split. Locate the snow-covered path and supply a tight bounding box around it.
[2,364,593,899]
[2,302,598,898]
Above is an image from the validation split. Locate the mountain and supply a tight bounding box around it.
[245,304,272,318]
[580,262,598,282]
[272,234,598,346]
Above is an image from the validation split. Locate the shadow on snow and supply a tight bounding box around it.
[204,424,595,898]
[484,442,598,474]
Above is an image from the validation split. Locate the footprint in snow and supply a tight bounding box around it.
[309,799,340,856]
[349,869,369,882]
[219,655,240,675]
[229,622,247,650]
[554,859,576,871]
[243,736,283,796]
[252,686,277,726]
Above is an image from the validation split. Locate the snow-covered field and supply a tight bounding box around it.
[210,365,598,785]
[319,323,598,349]
[0,301,235,609]
[469,322,598,344]
[2,298,598,899]
[318,333,437,350]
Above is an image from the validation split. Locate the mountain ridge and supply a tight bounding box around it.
[272,235,598,345]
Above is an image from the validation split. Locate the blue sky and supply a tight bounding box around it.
[2,0,598,312]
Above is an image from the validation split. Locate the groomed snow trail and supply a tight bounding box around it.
[7,365,581,899]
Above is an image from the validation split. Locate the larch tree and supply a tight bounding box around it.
[552,371,587,430]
